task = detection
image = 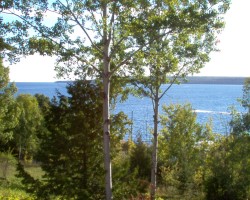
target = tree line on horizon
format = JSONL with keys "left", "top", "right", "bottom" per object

{"left": 1, "top": 0, "right": 249, "bottom": 199}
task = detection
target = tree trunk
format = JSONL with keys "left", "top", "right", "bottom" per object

{"left": 103, "top": 4, "right": 112, "bottom": 200}
{"left": 151, "top": 96, "right": 159, "bottom": 200}
{"left": 103, "top": 69, "right": 112, "bottom": 200}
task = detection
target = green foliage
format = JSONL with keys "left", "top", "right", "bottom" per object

{"left": 241, "top": 77, "right": 250, "bottom": 111}
{"left": 16, "top": 81, "right": 130, "bottom": 199}
{"left": 204, "top": 81, "right": 250, "bottom": 200}
{"left": 0, "top": 57, "right": 19, "bottom": 144}
{"left": 112, "top": 141, "right": 143, "bottom": 199}
{"left": 205, "top": 135, "right": 250, "bottom": 200}
{"left": 0, "top": 151, "right": 16, "bottom": 180}
{"left": 0, "top": 1, "right": 232, "bottom": 199}
{"left": 131, "top": 0, "right": 231, "bottom": 94}
{"left": 230, "top": 77, "right": 250, "bottom": 135}
{"left": 159, "top": 103, "right": 213, "bottom": 198}
{"left": 14, "top": 94, "right": 43, "bottom": 162}
{"left": 128, "top": 2, "right": 231, "bottom": 197}
{"left": 33, "top": 81, "right": 105, "bottom": 199}
{"left": 130, "top": 137, "right": 151, "bottom": 183}
{"left": 34, "top": 93, "right": 51, "bottom": 116}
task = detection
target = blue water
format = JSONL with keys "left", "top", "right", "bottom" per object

{"left": 15, "top": 82, "right": 244, "bottom": 137}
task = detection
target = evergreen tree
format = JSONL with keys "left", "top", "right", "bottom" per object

{"left": 18, "top": 80, "right": 130, "bottom": 199}
{"left": 35, "top": 81, "right": 105, "bottom": 199}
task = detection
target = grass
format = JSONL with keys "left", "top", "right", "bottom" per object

{"left": 0, "top": 161, "right": 43, "bottom": 200}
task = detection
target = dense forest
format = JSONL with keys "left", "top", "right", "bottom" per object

{"left": 0, "top": 0, "right": 249, "bottom": 200}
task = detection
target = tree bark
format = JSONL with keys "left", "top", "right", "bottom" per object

{"left": 151, "top": 95, "right": 159, "bottom": 200}
{"left": 103, "top": 69, "right": 112, "bottom": 200}
{"left": 103, "top": 3, "right": 112, "bottom": 200}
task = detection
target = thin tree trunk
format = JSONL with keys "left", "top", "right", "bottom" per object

{"left": 103, "top": 70, "right": 112, "bottom": 200}
{"left": 151, "top": 95, "right": 159, "bottom": 200}
{"left": 103, "top": 3, "right": 112, "bottom": 200}
{"left": 19, "top": 136, "right": 22, "bottom": 161}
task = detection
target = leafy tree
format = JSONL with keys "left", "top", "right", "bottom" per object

{"left": 35, "top": 81, "right": 105, "bottom": 199}
{"left": 241, "top": 77, "right": 250, "bottom": 111}
{"left": 1, "top": 1, "right": 231, "bottom": 198}
{"left": 205, "top": 79, "right": 250, "bottom": 200}
{"left": 14, "top": 94, "right": 43, "bottom": 161}
{"left": 159, "top": 104, "right": 214, "bottom": 198}
{"left": 34, "top": 93, "right": 51, "bottom": 116}
{"left": 0, "top": 2, "right": 167, "bottom": 197}
{"left": 230, "top": 77, "right": 250, "bottom": 134}
{"left": 0, "top": 150, "right": 16, "bottom": 180}
{"left": 205, "top": 78, "right": 250, "bottom": 200}
{"left": 112, "top": 140, "right": 142, "bottom": 199}
{"left": 205, "top": 135, "right": 250, "bottom": 200}
{"left": 0, "top": 44, "right": 19, "bottom": 145}
{"left": 129, "top": 1, "right": 231, "bottom": 197}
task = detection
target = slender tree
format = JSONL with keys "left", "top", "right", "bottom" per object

{"left": 130, "top": 1, "right": 231, "bottom": 198}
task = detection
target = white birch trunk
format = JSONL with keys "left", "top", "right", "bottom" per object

{"left": 151, "top": 95, "right": 159, "bottom": 200}
{"left": 103, "top": 4, "right": 112, "bottom": 200}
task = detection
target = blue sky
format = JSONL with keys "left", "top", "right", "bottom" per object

{"left": 8, "top": 0, "right": 250, "bottom": 82}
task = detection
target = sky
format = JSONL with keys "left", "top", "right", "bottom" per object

{"left": 8, "top": 0, "right": 250, "bottom": 82}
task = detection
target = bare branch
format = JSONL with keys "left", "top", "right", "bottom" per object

{"left": 87, "top": 8, "right": 103, "bottom": 38}
{"left": 159, "top": 62, "right": 190, "bottom": 100}
{"left": 109, "top": 36, "right": 126, "bottom": 58}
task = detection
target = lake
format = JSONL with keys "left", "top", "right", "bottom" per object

{"left": 15, "top": 81, "right": 244, "bottom": 139}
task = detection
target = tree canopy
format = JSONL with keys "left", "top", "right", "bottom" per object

{"left": 0, "top": 41, "right": 19, "bottom": 144}
{"left": 0, "top": 0, "right": 231, "bottom": 199}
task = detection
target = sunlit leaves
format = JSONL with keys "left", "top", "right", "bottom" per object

{"left": 0, "top": 55, "right": 19, "bottom": 144}
{"left": 28, "top": 37, "right": 57, "bottom": 55}
{"left": 159, "top": 103, "right": 214, "bottom": 197}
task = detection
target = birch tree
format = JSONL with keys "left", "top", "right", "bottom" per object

{"left": 130, "top": 1, "right": 231, "bottom": 198}
{"left": 0, "top": 1, "right": 164, "bottom": 199}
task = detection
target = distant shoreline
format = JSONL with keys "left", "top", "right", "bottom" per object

{"left": 56, "top": 76, "right": 247, "bottom": 85}
{"left": 184, "top": 76, "right": 246, "bottom": 85}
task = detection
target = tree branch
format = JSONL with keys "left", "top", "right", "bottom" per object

{"left": 87, "top": 8, "right": 103, "bottom": 38}
{"left": 3, "top": 9, "right": 101, "bottom": 74}
{"left": 159, "top": 62, "right": 190, "bottom": 100}
{"left": 110, "top": 44, "right": 146, "bottom": 76}
{"left": 57, "top": 0, "right": 102, "bottom": 54}
{"left": 108, "top": 1, "right": 116, "bottom": 44}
